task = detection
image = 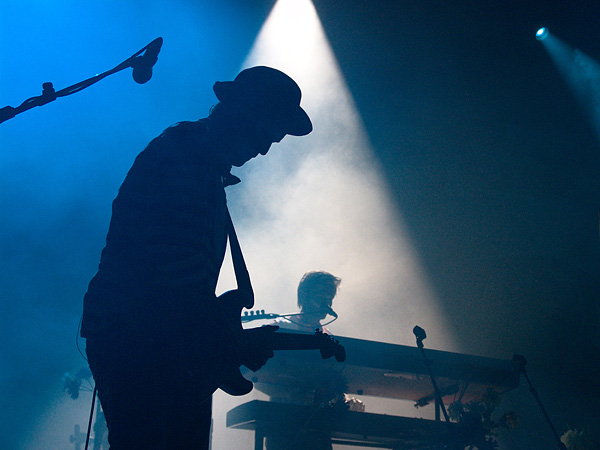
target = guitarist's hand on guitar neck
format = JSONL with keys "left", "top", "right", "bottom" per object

{"left": 239, "top": 325, "right": 280, "bottom": 371}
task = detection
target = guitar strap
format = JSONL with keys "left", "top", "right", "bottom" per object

{"left": 224, "top": 206, "right": 255, "bottom": 309}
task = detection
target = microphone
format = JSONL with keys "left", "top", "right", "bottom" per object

{"left": 132, "top": 37, "right": 163, "bottom": 84}
{"left": 326, "top": 307, "right": 338, "bottom": 318}
{"left": 413, "top": 325, "right": 426, "bottom": 341}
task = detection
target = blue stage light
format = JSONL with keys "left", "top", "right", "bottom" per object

{"left": 536, "top": 27, "right": 549, "bottom": 40}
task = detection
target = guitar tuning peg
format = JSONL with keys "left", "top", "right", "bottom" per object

{"left": 243, "top": 311, "right": 249, "bottom": 316}
{"left": 260, "top": 309, "right": 265, "bottom": 314}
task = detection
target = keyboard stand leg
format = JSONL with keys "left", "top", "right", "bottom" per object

{"left": 254, "top": 429, "right": 265, "bottom": 450}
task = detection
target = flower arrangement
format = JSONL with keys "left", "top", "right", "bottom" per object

{"left": 62, "top": 367, "right": 109, "bottom": 449}
{"left": 447, "top": 389, "right": 518, "bottom": 450}
{"left": 560, "top": 429, "right": 600, "bottom": 450}
{"left": 62, "top": 367, "right": 93, "bottom": 399}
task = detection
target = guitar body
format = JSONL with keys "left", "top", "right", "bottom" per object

{"left": 220, "top": 368, "right": 255, "bottom": 396}
{"left": 213, "top": 289, "right": 255, "bottom": 396}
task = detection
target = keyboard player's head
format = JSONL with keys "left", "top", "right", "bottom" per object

{"left": 296, "top": 271, "right": 341, "bottom": 329}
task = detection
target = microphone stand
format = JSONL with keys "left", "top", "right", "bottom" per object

{"left": 0, "top": 37, "right": 162, "bottom": 125}
{"left": 413, "top": 326, "right": 450, "bottom": 422}
{"left": 512, "top": 355, "right": 567, "bottom": 450}
{"left": 413, "top": 326, "right": 461, "bottom": 450}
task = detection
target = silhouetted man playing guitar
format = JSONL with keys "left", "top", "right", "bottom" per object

{"left": 82, "top": 66, "right": 313, "bottom": 450}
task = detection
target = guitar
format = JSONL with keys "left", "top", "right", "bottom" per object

{"left": 216, "top": 288, "right": 345, "bottom": 397}
{"left": 220, "top": 210, "right": 344, "bottom": 396}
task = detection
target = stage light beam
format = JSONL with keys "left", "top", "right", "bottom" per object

{"left": 538, "top": 30, "right": 600, "bottom": 141}
{"left": 210, "top": 4, "right": 453, "bottom": 442}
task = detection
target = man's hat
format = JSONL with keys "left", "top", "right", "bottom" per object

{"left": 213, "top": 66, "right": 312, "bottom": 136}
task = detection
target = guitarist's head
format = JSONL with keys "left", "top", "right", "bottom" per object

{"left": 209, "top": 66, "right": 312, "bottom": 168}
{"left": 297, "top": 271, "right": 341, "bottom": 323}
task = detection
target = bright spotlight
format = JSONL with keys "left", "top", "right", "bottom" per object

{"left": 536, "top": 27, "right": 549, "bottom": 41}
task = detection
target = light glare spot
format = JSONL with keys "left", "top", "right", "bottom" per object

{"left": 536, "top": 27, "right": 549, "bottom": 40}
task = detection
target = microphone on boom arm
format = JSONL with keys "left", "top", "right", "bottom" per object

{"left": 131, "top": 37, "right": 163, "bottom": 84}
{"left": 413, "top": 325, "right": 426, "bottom": 347}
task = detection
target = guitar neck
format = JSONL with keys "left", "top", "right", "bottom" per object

{"left": 270, "top": 331, "right": 327, "bottom": 351}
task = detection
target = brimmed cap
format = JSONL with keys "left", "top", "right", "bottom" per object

{"left": 213, "top": 66, "right": 312, "bottom": 136}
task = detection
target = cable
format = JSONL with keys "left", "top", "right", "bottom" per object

{"left": 285, "top": 310, "right": 338, "bottom": 329}
{"left": 76, "top": 313, "right": 88, "bottom": 362}
{"left": 84, "top": 385, "right": 98, "bottom": 450}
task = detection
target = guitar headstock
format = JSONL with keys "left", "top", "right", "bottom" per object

{"left": 314, "top": 329, "right": 346, "bottom": 362}
{"left": 241, "top": 309, "right": 278, "bottom": 323}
